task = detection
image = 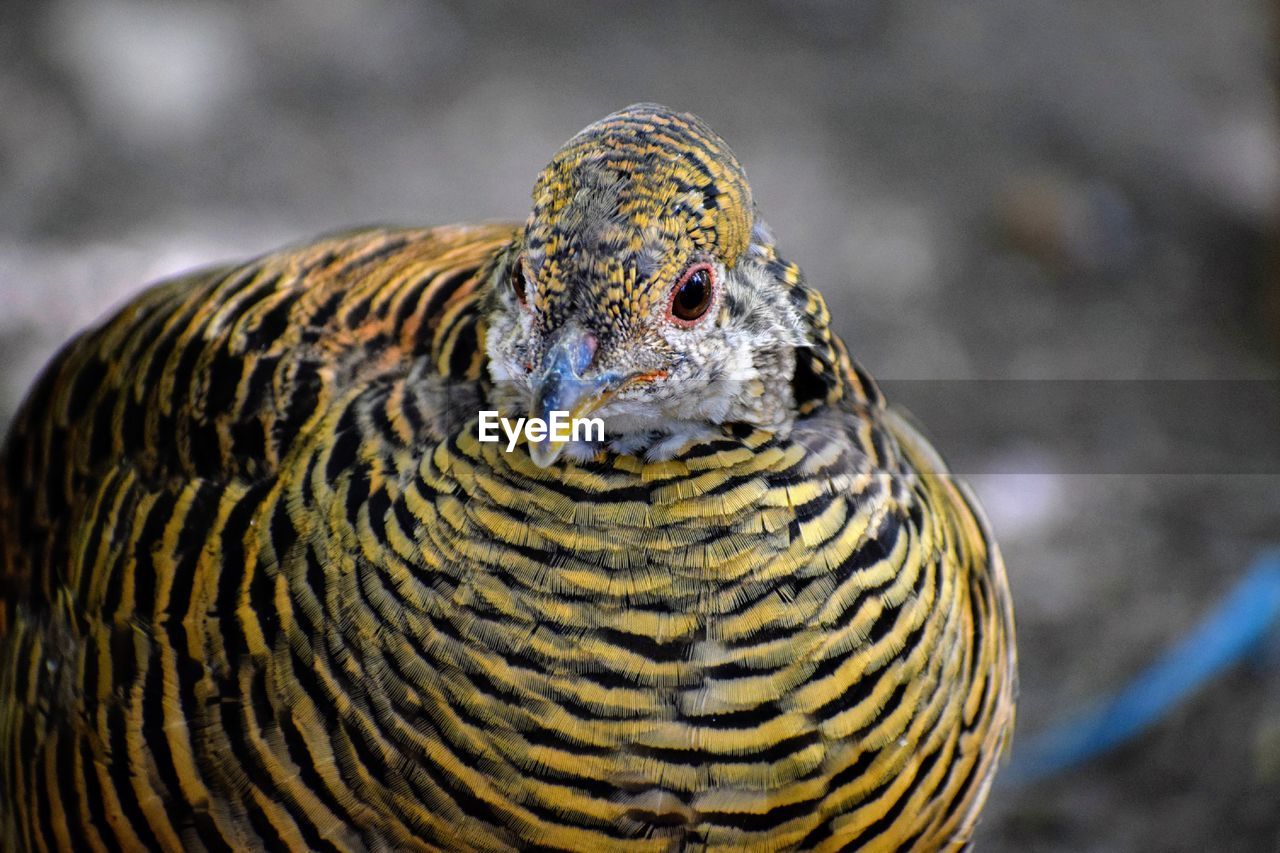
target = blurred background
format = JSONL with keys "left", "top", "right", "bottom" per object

{"left": 2, "top": 0, "right": 1279, "bottom": 848}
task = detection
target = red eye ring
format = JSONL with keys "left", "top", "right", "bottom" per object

{"left": 667, "top": 262, "right": 716, "bottom": 327}
{"left": 510, "top": 256, "right": 530, "bottom": 308}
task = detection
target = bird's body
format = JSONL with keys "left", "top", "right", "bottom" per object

{"left": 0, "top": 107, "right": 1014, "bottom": 851}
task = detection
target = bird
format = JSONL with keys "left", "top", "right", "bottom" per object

{"left": 0, "top": 104, "right": 1015, "bottom": 851}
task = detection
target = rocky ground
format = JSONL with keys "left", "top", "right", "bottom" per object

{"left": 3, "top": 1, "right": 1279, "bottom": 848}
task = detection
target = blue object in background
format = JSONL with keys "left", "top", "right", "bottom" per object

{"left": 1005, "top": 551, "right": 1280, "bottom": 785}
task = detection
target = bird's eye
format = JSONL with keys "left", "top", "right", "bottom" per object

{"left": 668, "top": 263, "right": 715, "bottom": 326}
{"left": 510, "top": 258, "right": 529, "bottom": 307}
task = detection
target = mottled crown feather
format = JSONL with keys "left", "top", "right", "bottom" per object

{"left": 521, "top": 104, "right": 754, "bottom": 324}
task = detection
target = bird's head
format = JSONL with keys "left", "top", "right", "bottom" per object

{"left": 486, "top": 103, "right": 828, "bottom": 466}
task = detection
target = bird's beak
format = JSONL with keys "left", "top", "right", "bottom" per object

{"left": 527, "top": 328, "right": 613, "bottom": 467}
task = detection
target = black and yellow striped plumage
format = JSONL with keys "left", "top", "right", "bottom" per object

{"left": 0, "top": 106, "right": 1015, "bottom": 851}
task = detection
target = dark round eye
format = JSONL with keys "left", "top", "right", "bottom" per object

{"left": 668, "top": 263, "right": 715, "bottom": 325}
{"left": 510, "top": 258, "right": 529, "bottom": 307}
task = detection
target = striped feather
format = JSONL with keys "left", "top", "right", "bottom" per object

{"left": 0, "top": 178, "right": 1013, "bottom": 852}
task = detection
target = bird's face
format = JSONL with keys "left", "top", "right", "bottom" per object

{"left": 486, "top": 105, "right": 810, "bottom": 466}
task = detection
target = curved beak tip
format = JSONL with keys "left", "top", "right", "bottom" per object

{"left": 525, "top": 331, "right": 612, "bottom": 468}
{"left": 528, "top": 438, "right": 566, "bottom": 468}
